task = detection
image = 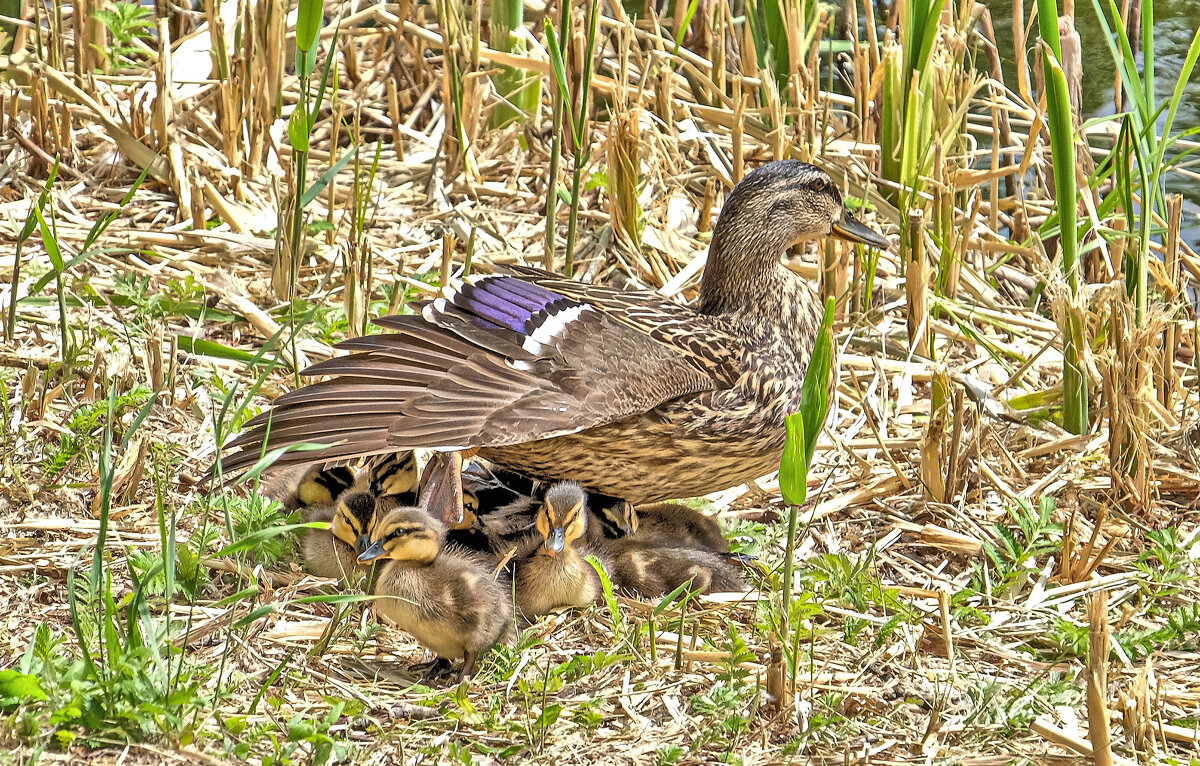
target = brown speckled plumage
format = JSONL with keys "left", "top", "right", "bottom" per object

{"left": 217, "top": 161, "right": 888, "bottom": 504}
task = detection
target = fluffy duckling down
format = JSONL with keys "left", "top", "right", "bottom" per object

{"left": 283, "top": 464, "right": 356, "bottom": 514}
{"left": 512, "top": 482, "right": 604, "bottom": 618}
{"left": 301, "top": 490, "right": 378, "bottom": 587}
{"left": 358, "top": 504, "right": 514, "bottom": 681}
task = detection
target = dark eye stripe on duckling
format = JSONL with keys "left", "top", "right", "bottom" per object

{"left": 337, "top": 506, "right": 364, "bottom": 535}
{"left": 384, "top": 524, "right": 432, "bottom": 543}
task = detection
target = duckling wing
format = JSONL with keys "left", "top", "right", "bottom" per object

{"left": 219, "top": 273, "right": 738, "bottom": 475}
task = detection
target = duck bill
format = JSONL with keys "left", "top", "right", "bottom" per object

{"left": 357, "top": 541, "right": 386, "bottom": 563}
{"left": 831, "top": 211, "right": 890, "bottom": 249}
{"left": 544, "top": 528, "right": 565, "bottom": 556}
{"left": 354, "top": 533, "right": 372, "bottom": 557}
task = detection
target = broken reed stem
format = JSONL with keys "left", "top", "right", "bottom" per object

{"left": 1087, "top": 590, "right": 1113, "bottom": 766}
{"left": 905, "top": 208, "right": 929, "bottom": 357}
{"left": 1159, "top": 195, "right": 1182, "bottom": 411}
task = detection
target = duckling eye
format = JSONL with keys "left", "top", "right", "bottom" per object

{"left": 810, "top": 177, "right": 826, "bottom": 192}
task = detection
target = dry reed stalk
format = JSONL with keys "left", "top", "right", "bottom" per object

{"left": 246, "top": 0, "right": 286, "bottom": 178}
{"left": 70, "top": 0, "right": 85, "bottom": 79}
{"left": 27, "top": 70, "right": 51, "bottom": 173}
{"left": 207, "top": 0, "right": 242, "bottom": 180}
{"left": 154, "top": 18, "right": 191, "bottom": 222}
{"left": 1086, "top": 590, "right": 1113, "bottom": 766}
{"left": 1104, "top": 298, "right": 1162, "bottom": 518}
{"left": 821, "top": 240, "right": 849, "bottom": 317}
{"left": 187, "top": 168, "right": 205, "bottom": 231}
{"left": 1059, "top": 503, "right": 1124, "bottom": 583}
{"left": 387, "top": 77, "right": 404, "bottom": 158}
{"left": 905, "top": 208, "right": 929, "bottom": 357}
{"left": 975, "top": 5, "right": 1018, "bottom": 194}
{"left": 920, "top": 369, "right": 950, "bottom": 502}
{"left": 440, "top": 232, "right": 456, "bottom": 288}
{"left": 731, "top": 91, "right": 747, "bottom": 183}
{"left": 697, "top": 177, "right": 715, "bottom": 234}
{"left": 272, "top": 184, "right": 298, "bottom": 301}
{"left": 1012, "top": 0, "right": 1032, "bottom": 104}
{"left": 606, "top": 105, "right": 641, "bottom": 255}
{"left": 1119, "top": 660, "right": 1156, "bottom": 754}
{"left": 1159, "top": 195, "right": 1183, "bottom": 411}
{"left": 933, "top": 148, "right": 959, "bottom": 302}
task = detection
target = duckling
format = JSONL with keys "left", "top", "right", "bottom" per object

{"left": 606, "top": 543, "right": 745, "bottom": 598}
{"left": 282, "top": 464, "right": 357, "bottom": 514}
{"left": 358, "top": 502, "right": 514, "bottom": 682}
{"left": 585, "top": 496, "right": 638, "bottom": 546}
{"left": 448, "top": 462, "right": 539, "bottom": 559}
{"left": 462, "top": 461, "right": 540, "bottom": 512}
{"left": 301, "top": 490, "right": 378, "bottom": 586}
{"left": 364, "top": 451, "right": 419, "bottom": 505}
{"left": 634, "top": 502, "right": 730, "bottom": 553}
{"left": 512, "top": 482, "right": 604, "bottom": 618}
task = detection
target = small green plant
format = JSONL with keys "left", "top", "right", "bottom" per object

{"left": 92, "top": 1, "right": 155, "bottom": 72}
{"left": 222, "top": 698, "right": 357, "bottom": 764}
{"left": 776, "top": 297, "right": 836, "bottom": 687}
{"left": 1117, "top": 603, "right": 1200, "bottom": 659}
{"left": 40, "top": 386, "right": 153, "bottom": 481}
{"left": 109, "top": 273, "right": 235, "bottom": 332}
{"left": 1, "top": 621, "right": 204, "bottom": 748}
{"left": 979, "top": 497, "right": 1061, "bottom": 591}
{"left": 128, "top": 545, "right": 206, "bottom": 600}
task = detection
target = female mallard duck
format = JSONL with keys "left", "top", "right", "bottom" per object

{"left": 301, "top": 490, "right": 378, "bottom": 585}
{"left": 220, "top": 161, "right": 888, "bottom": 503}
{"left": 358, "top": 502, "right": 514, "bottom": 682}
{"left": 512, "top": 482, "right": 603, "bottom": 618}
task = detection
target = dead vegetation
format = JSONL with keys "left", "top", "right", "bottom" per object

{"left": 0, "top": 0, "right": 1199, "bottom": 763}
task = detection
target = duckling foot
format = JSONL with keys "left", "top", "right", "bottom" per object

{"left": 410, "top": 657, "right": 454, "bottom": 684}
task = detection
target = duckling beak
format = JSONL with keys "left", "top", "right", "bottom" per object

{"left": 831, "top": 211, "right": 890, "bottom": 249}
{"left": 354, "top": 533, "right": 371, "bottom": 557}
{"left": 544, "top": 528, "right": 566, "bottom": 556}
{"left": 357, "top": 541, "right": 386, "bottom": 563}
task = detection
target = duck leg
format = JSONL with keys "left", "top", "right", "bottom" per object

{"left": 419, "top": 449, "right": 479, "bottom": 526}
{"left": 459, "top": 651, "right": 478, "bottom": 683}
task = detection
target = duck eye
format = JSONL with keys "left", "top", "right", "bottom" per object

{"left": 810, "top": 177, "right": 826, "bottom": 192}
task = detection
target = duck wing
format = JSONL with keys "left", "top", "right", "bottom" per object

{"left": 218, "top": 272, "right": 741, "bottom": 475}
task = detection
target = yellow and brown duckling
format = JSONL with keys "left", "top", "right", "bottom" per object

{"left": 512, "top": 482, "right": 604, "bottom": 618}
{"left": 583, "top": 496, "right": 638, "bottom": 547}
{"left": 633, "top": 502, "right": 729, "bottom": 554}
{"left": 283, "top": 464, "right": 357, "bottom": 515}
{"left": 605, "top": 543, "right": 745, "bottom": 598}
{"left": 300, "top": 490, "right": 379, "bottom": 586}
{"left": 447, "top": 461, "right": 540, "bottom": 560}
{"left": 358, "top": 500, "right": 514, "bottom": 682}
{"left": 363, "top": 450, "right": 419, "bottom": 505}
